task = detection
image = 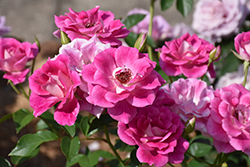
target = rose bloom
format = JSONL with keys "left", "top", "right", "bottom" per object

{"left": 58, "top": 35, "right": 110, "bottom": 118}
{"left": 29, "top": 54, "right": 81, "bottom": 126}
{"left": 234, "top": 31, "right": 250, "bottom": 61}
{"left": 127, "top": 8, "right": 172, "bottom": 41}
{"left": 118, "top": 106, "right": 189, "bottom": 167}
{"left": 81, "top": 46, "right": 164, "bottom": 123}
{"left": 0, "top": 16, "right": 11, "bottom": 37}
{"left": 158, "top": 33, "right": 217, "bottom": 78}
{"left": 172, "top": 23, "right": 194, "bottom": 39}
{"left": 192, "top": 0, "right": 248, "bottom": 43}
{"left": 162, "top": 78, "right": 214, "bottom": 136}
{"left": 54, "top": 7, "right": 130, "bottom": 47}
{"left": 0, "top": 38, "right": 38, "bottom": 85}
{"left": 207, "top": 84, "right": 250, "bottom": 155}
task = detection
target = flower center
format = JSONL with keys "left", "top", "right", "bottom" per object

{"left": 85, "top": 22, "right": 95, "bottom": 28}
{"left": 115, "top": 68, "right": 132, "bottom": 84}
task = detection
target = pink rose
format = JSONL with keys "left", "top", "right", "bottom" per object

{"left": 207, "top": 84, "right": 250, "bottom": 155}
{"left": 0, "top": 38, "right": 38, "bottom": 84}
{"left": 0, "top": 16, "right": 11, "bottom": 37}
{"left": 234, "top": 31, "right": 250, "bottom": 61}
{"left": 118, "top": 106, "right": 189, "bottom": 167}
{"left": 82, "top": 46, "right": 165, "bottom": 123}
{"left": 127, "top": 8, "right": 172, "bottom": 41}
{"left": 58, "top": 35, "right": 110, "bottom": 118}
{"left": 163, "top": 78, "right": 214, "bottom": 136}
{"left": 192, "top": 0, "right": 248, "bottom": 43}
{"left": 158, "top": 33, "right": 217, "bottom": 78}
{"left": 54, "top": 7, "right": 130, "bottom": 47}
{"left": 172, "top": 23, "right": 194, "bottom": 39}
{"left": 29, "top": 54, "right": 81, "bottom": 126}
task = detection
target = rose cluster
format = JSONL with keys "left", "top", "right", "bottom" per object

{"left": 3, "top": 5, "right": 250, "bottom": 167}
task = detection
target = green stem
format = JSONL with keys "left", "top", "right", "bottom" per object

{"left": 19, "top": 84, "right": 29, "bottom": 100}
{"left": 138, "top": 163, "right": 142, "bottom": 167}
{"left": 104, "top": 125, "right": 126, "bottom": 167}
{"left": 167, "top": 162, "right": 175, "bottom": 167}
{"left": 29, "top": 56, "right": 37, "bottom": 96}
{"left": 243, "top": 61, "right": 249, "bottom": 87}
{"left": 147, "top": 0, "right": 155, "bottom": 61}
{"left": 168, "top": 75, "right": 173, "bottom": 83}
{"left": 8, "top": 80, "right": 21, "bottom": 95}
{"left": 79, "top": 137, "right": 106, "bottom": 142}
{"left": 186, "top": 152, "right": 213, "bottom": 166}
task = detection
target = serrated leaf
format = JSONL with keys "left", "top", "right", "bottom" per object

{"left": 9, "top": 131, "right": 58, "bottom": 156}
{"left": 80, "top": 116, "right": 95, "bottom": 137}
{"left": 176, "top": 0, "right": 193, "bottom": 17}
{"left": 13, "top": 109, "right": 34, "bottom": 133}
{"left": 11, "top": 147, "right": 39, "bottom": 165}
{"left": 63, "top": 124, "right": 76, "bottom": 137}
{"left": 61, "top": 136, "right": 80, "bottom": 160}
{"left": 66, "top": 154, "right": 85, "bottom": 167}
{"left": 0, "top": 113, "right": 12, "bottom": 124}
{"left": 123, "top": 14, "right": 146, "bottom": 29}
{"left": 0, "top": 156, "right": 11, "bottom": 167}
{"left": 160, "top": 0, "right": 174, "bottom": 11}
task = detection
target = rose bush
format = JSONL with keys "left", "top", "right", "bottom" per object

{"left": 118, "top": 106, "right": 189, "bottom": 167}
{"left": 234, "top": 31, "right": 250, "bottom": 61}
{"left": 54, "top": 6, "right": 130, "bottom": 47}
{"left": 0, "top": 38, "right": 38, "bottom": 85}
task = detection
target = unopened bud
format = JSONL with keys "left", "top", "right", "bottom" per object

{"left": 60, "top": 30, "right": 71, "bottom": 45}
{"left": 134, "top": 33, "right": 147, "bottom": 52}
{"left": 209, "top": 46, "right": 221, "bottom": 66}
{"left": 184, "top": 117, "right": 196, "bottom": 134}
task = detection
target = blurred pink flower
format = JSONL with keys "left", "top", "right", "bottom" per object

{"left": 207, "top": 84, "right": 250, "bottom": 155}
{"left": 234, "top": 31, "right": 250, "bottom": 61}
{"left": 58, "top": 35, "right": 110, "bottom": 118}
{"left": 54, "top": 7, "right": 130, "bottom": 47}
{"left": 158, "top": 33, "right": 217, "bottom": 78}
{"left": 172, "top": 23, "right": 194, "bottom": 39}
{"left": 163, "top": 78, "right": 214, "bottom": 136}
{"left": 29, "top": 54, "right": 81, "bottom": 126}
{"left": 0, "top": 16, "right": 11, "bottom": 37}
{"left": 0, "top": 38, "right": 38, "bottom": 84}
{"left": 82, "top": 46, "right": 164, "bottom": 123}
{"left": 192, "top": 0, "right": 248, "bottom": 43}
{"left": 127, "top": 8, "right": 172, "bottom": 41}
{"left": 118, "top": 106, "right": 189, "bottom": 167}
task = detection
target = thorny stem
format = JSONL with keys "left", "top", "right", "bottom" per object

{"left": 147, "top": 0, "right": 155, "bottom": 61}
{"left": 104, "top": 125, "right": 126, "bottom": 167}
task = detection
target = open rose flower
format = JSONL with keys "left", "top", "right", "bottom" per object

{"left": 0, "top": 16, "right": 11, "bottom": 37}
{"left": 29, "top": 54, "right": 81, "bottom": 126}
{"left": 127, "top": 8, "right": 172, "bottom": 41}
{"left": 118, "top": 106, "right": 189, "bottom": 167}
{"left": 54, "top": 7, "right": 130, "bottom": 47}
{"left": 158, "top": 33, "right": 217, "bottom": 78}
{"left": 207, "top": 84, "right": 250, "bottom": 155}
{"left": 163, "top": 78, "right": 214, "bottom": 135}
{"left": 0, "top": 38, "right": 38, "bottom": 84}
{"left": 234, "top": 31, "right": 250, "bottom": 61}
{"left": 57, "top": 35, "right": 110, "bottom": 118}
{"left": 192, "top": 0, "right": 248, "bottom": 43}
{"left": 82, "top": 46, "right": 165, "bottom": 123}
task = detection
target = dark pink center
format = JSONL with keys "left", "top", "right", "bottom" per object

{"left": 115, "top": 68, "right": 132, "bottom": 84}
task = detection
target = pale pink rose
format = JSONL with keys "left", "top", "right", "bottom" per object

{"left": 29, "top": 54, "right": 81, "bottom": 126}
{"left": 172, "top": 23, "right": 194, "bottom": 39}
{"left": 57, "top": 35, "right": 110, "bottom": 118}
{"left": 163, "top": 78, "right": 214, "bottom": 136}
{"left": 158, "top": 33, "right": 217, "bottom": 78}
{"left": 0, "top": 38, "right": 38, "bottom": 84}
{"left": 81, "top": 46, "right": 165, "bottom": 123}
{"left": 207, "top": 84, "right": 250, "bottom": 155}
{"left": 234, "top": 31, "right": 250, "bottom": 61}
{"left": 0, "top": 16, "right": 11, "bottom": 37}
{"left": 127, "top": 8, "right": 172, "bottom": 41}
{"left": 118, "top": 106, "right": 189, "bottom": 167}
{"left": 192, "top": 0, "right": 248, "bottom": 43}
{"left": 54, "top": 7, "right": 130, "bottom": 47}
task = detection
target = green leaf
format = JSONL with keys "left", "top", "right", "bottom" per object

{"left": 115, "top": 139, "right": 135, "bottom": 152}
{"left": 160, "top": 0, "right": 174, "bottom": 11}
{"left": 66, "top": 154, "right": 85, "bottom": 167}
{"left": 9, "top": 131, "right": 58, "bottom": 156}
{"left": 13, "top": 109, "right": 34, "bottom": 133}
{"left": 0, "top": 156, "right": 11, "bottom": 167}
{"left": 80, "top": 116, "right": 95, "bottom": 137}
{"left": 63, "top": 124, "right": 76, "bottom": 137}
{"left": 124, "top": 32, "right": 138, "bottom": 47}
{"left": 88, "top": 152, "right": 100, "bottom": 166}
{"left": 36, "top": 119, "right": 49, "bottom": 130}
{"left": 130, "top": 149, "right": 139, "bottom": 165}
{"left": 11, "top": 147, "right": 40, "bottom": 165}
{"left": 176, "top": 0, "right": 193, "bottom": 17}
{"left": 188, "top": 142, "right": 213, "bottom": 158}
{"left": 123, "top": 14, "right": 146, "bottom": 29}
{"left": 79, "top": 155, "right": 92, "bottom": 167}
{"left": 61, "top": 136, "right": 80, "bottom": 160}
{"left": 0, "top": 113, "right": 12, "bottom": 124}
{"left": 93, "top": 150, "right": 115, "bottom": 159}
{"left": 39, "top": 111, "right": 62, "bottom": 131}
{"left": 88, "top": 114, "right": 114, "bottom": 134}
{"left": 146, "top": 35, "right": 156, "bottom": 48}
